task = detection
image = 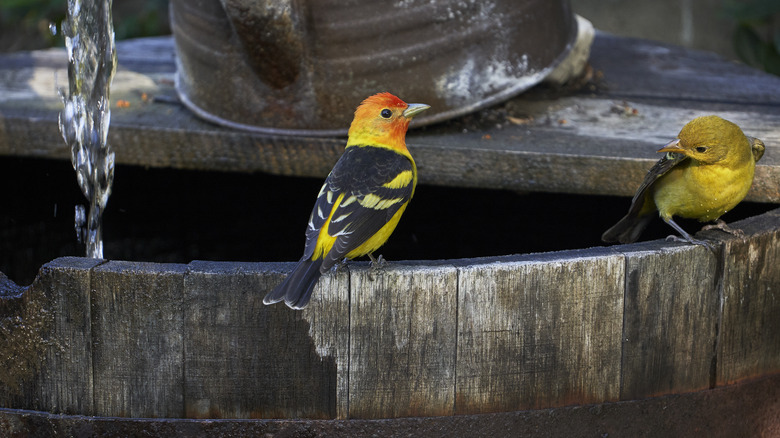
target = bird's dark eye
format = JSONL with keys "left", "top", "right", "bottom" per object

{"left": 380, "top": 109, "right": 392, "bottom": 118}
{"left": 696, "top": 146, "right": 708, "bottom": 153}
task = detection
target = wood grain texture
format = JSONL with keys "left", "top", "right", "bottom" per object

{"left": 348, "top": 263, "right": 458, "bottom": 418}
{"left": 36, "top": 257, "right": 105, "bottom": 415}
{"left": 90, "top": 260, "right": 188, "bottom": 418}
{"left": 714, "top": 210, "right": 780, "bottom": 385}
{"left": 0, "top": 257, "right": 103, "bottom": 414}
{"left": 617, "top": 242, "right": 720, "bottom": 399}
{"left": 455, "top": 249, "right": 624, "bottom": 413}
{"left": 300, "top": 265, "right": 351, "bottom": 419}
{"left": 588, "top": 33, "right": 780, "bottom": 104}
{"left": 183, "top": 260, "right": 346, "bottom": 419}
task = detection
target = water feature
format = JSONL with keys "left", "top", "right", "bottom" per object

{"left": 59, "top": 0, "right": 116, "bottom": 259}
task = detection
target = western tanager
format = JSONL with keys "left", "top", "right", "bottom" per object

{"left": 602, "top": 115, "right": 765, "bottom": 245}
{"left": 264, "top": 92, "right": 429, "bottom": 309}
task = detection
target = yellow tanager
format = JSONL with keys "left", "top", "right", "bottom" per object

{"left": 602, "top": 115, "right": 765, "bottom": 245}
{"left": 264, "top": 92, "right": 429, "bottom": 309}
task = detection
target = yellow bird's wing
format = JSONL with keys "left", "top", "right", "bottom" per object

{"left": 748, "top": 137, "right": 765, "bottom": 162}
{"left": 627, "top": 152, "right": 688, "bottom": 218}
{"left": 304, "top": 145, "right": 415, "bottom": 272}
{"left": 602, "top": 151, "right": 688, "bottom": 243}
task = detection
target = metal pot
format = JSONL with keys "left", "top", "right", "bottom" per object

{"left": 170, "top": 0, "right": 577, "bottom": 135}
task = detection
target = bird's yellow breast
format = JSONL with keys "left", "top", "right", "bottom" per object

{"left": 653, "top": 159, "right": 756, "bottom": 222}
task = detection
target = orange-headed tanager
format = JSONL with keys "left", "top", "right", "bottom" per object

{"left": 602, "top": 115, "right": 765, "bottom": 245}
{"left": 264, "top": 92, "right": 430, "bottom": 309}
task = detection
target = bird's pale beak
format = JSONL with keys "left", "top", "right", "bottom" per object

{"left": 657, "top": 138, "right": 685, "bottom": 154}
{"left": 403, "top": 103, "right": 430, "bottom": 119}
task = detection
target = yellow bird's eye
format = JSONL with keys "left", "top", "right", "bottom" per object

{"left": 696, "top": 146, "right": 708, "bottom": 153}
{"left": 380, "top": 109, "right": 392, "bottom": 118}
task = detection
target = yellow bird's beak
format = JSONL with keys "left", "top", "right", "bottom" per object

{"left": 403, "top": 103, "right": 430, "bottom": 119}
{"left": 657, "top": 138, "right": 685, "bottom": 154}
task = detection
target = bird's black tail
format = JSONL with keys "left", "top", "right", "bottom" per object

{"left": 602, "top": 213, "right": 655, "bottom": 244}
{"left": 264, "top": 258, "right": 323, "bottom": 310}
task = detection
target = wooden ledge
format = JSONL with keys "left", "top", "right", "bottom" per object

{"left": 1, "top": 207, "right": 778, "bottom": 419}
{"left": 0, "top": 33, "right": 778, "bottom": 201}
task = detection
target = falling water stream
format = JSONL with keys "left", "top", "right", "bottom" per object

{"left": 59, "top": 0, "right": 116, "bottom": 258}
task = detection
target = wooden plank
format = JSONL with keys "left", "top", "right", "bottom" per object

{"left": 35, "top": 257, "right": 104, "bottom": 415}
{"left": 90, "top": 260, "right": 188, "bottom": 418}
{"left": 588, "top": 32, "right": 780, "bottom": 104}
{"left": 617, "top": 242, "right": 719, "bottom": 399}
{"left": 0, "top": 275, "right": 38, "bottom": 410}
{"left": 715, "top": 208, "right": 780, "bottom": 385}
{"left": 347, "top": 262, "right": 458, "bottom": 418}
{"left": 454, "top": 249, "right": 624, "bottom": 413}
{"left": 0, "top": 34, "right": 778, "bottom": 202}
{"left": 182, "top": 260, "right": 348, "bottom": 420}
{"left": 299, "top": 264, "right": 351, "bottom": 419}
{"left": 0, "top": 257, "right": 103, "bottom": 415}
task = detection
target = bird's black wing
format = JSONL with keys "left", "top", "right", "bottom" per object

{"left": 303, "top": 146, "right": 414, "bottom": 271}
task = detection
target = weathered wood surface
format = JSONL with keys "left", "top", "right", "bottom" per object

{"left": 455, "top": 251, "right": 624, "bottom": 413}
{"left": 2, "top": 373, "right": 780, "bottom": 437}
{"left": 0, "top": 33, "right": 778, "bottom": 201}
{"left": 90, "top": 261, "right": 189, "bottom": 418}
{"left": 617, "top": 242, "right": 720, "bottom": 399}
{"left": 713, "top": 208, "right": 780, "bottom": 385}
{"left": 348, "top": 264, "right": 459, "bottom": 418}
{"left": 2, "top": 208, "right": 779, "bottom": 420}
{"left": 183, "top": 261, "right": 348, "bottom": 419}
{"left": 0, "top": 257, "right": 102, "bottom": 415}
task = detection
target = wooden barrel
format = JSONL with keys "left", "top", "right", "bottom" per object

{"left": 1, "top": 23, "right": 779, "bottom": 435}
{"left": 1, "top": 208, "right": 779, "bottom": 425}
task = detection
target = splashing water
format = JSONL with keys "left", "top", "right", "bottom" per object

{"left": 59, "top": 0, "right": 116, "bottom": 259}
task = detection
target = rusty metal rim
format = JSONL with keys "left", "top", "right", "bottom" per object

{"left": 174, "top": 15, "right": 579, "bottom": 137}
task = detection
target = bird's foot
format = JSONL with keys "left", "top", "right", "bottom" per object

{"left": 664, "top": 217, "right": 716, "bottom": 251}
{"left": 368, "top": 253, "right": 386, "bottom": 268}
{"left": 333, "top": 259, "right": 349, "bottom": 273}
{"left": 367, "top": 253, "right": 387, "bottom": 280}
{"left": 665, "top": 234, "right": 716, "bottom": 251}
{"left": 701, "top": 219, "right": 744, "bottom": 237}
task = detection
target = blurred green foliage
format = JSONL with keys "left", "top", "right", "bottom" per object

{"left": 725, "top": 0, "right": 780, "bottom": 75}
{"left": 0, "top": 0, "right": 169, "bottom": 52}
{"left": 113, "top": 0, "right": 170, "bottom": 41}
{"left": 0, "top": 0, "right": 65, "bottom": 50}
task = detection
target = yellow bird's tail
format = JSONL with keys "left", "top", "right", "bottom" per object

{"left": 602, "top": 212, "right": 655, "bottom": 244}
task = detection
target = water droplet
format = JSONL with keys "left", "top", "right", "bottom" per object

{"left": 74, "top": 205, "right": 86, "bottom": 243}
{"left": 49, "top": 22, "right": 58, "bottom": 36}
